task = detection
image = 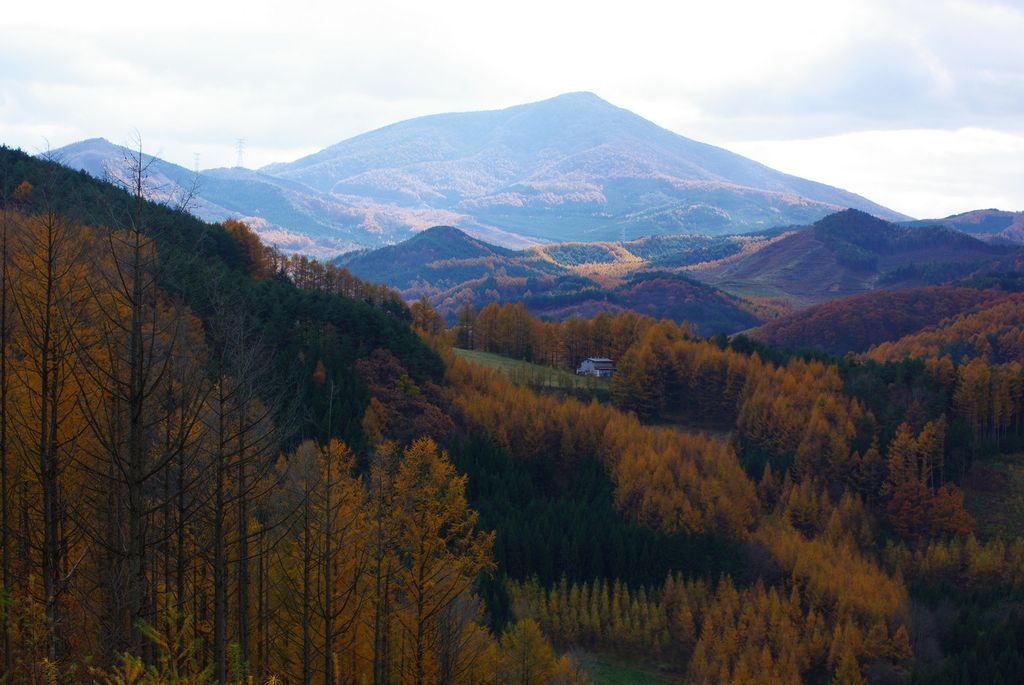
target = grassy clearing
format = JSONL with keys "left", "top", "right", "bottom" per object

{"left": 964, "top": 454, "right": 1024, "bottom": 539}
{"left": 452, "top": 348, "right": 610, "bottom": 396}
{"left": 583, "top": 653, "right": 682, "bottom": 685}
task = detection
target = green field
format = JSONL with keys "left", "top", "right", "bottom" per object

{"left": 452, "top": 348, "right": 610, "bottom": 396}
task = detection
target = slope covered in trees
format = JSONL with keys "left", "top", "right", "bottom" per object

{"left": 865, "top": 293, "right": 1024, "bottom": 365}
{"left": 0, "top": 147, "right": 585, "bottom": 684}
{"left": 4, "top": 144, "right": 1024, "bottom": 684}
{"left": 748, "top": 286, "right": 1007, "bottom": 355}
{"left": 338, "top": 226, "right": 765, "bottom": 335}
{"left": 696, "top": 209, "right": 1019, "bottom": 307}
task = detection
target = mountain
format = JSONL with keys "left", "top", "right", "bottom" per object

{"left": 336, "top": 225, "right": 564, "bottom": 293}
{"left": 46, "top": 138, "right": 396, "bottom": 255}
{"left": 337, "top": 225, "right": 760, "bottom": 335}
{"left": 267, "top": 92, "right": 905, "bottom": 243}
{"left": 905, "top": 209, "right": 1024, "bottom": 243}
{"left": 50, "top": 93, "right": 906, "bottom": 256}
{"left": 693, "top": 209, "right": 1020, "bottom": 308}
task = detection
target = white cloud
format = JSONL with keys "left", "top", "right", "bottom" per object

{"left": 731, "top": 128, "right": 1024, "bottom": 218}
{"left": 1, "top": 0, "right": 1022, "bottom": 211}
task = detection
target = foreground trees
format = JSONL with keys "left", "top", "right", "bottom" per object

{"left": 0, "top": 180, "right": 577, "bottom": 683}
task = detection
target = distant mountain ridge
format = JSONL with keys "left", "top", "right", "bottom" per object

{"left": 694, "top": 209, "right": 1020, "bottom": 307}
{"left": 337, "top": 225, "right": 761, "bottom": 335}
{"left": 333, "top": 210, "right": 1024, "bottom": 337}
{"left": 905, "top": 209, "right": 1024, "bottom": 244}
{"left": 48, "top": 93, "right": 907, "bottom": 256}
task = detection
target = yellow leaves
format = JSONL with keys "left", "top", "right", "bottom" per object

{"left": 893, "top": 534, "right": 1024, "bottom": 589}
{"left": 866, "top": 293, "right": 1024, "bottom": 365}
{"left": 392, "top": 438, "right": 491, "bottom": 569}
{"left": 272, "top": 437, "right": 499, "bottom": 685}
{"left": 755, "top": 521, "right": 907, "bottom": 626}
{"left": 609, "top": 428, "right": 757, "bottom": 537}
{"left": 494, "top": 619, "right": 558, "bottom": 685}
{"left": 12, "top": 179, "right": 33, "bottom": 204}
{"left": 448, "top": 354, "right": 757, "bottom": 538}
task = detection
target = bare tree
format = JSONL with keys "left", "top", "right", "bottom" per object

{"left": 73, "top": 137, "right": 211, "bottom": 662}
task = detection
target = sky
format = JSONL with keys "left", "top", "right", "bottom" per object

{"left": 2, "top": 0, "right": 1022, "bottom": 219}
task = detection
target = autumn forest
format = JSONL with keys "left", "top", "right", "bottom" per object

{"left": 1, "top": 144, "right": 1023, "bottom": 685}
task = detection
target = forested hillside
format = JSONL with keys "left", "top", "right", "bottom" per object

{"left": 0, "top": 147, "right": 584, "bottom": 684}
{"left": 338, "top": 227, "right": 765, "bottom": 335}
{"left": 865, "top": 293, "right": 1024, "bottom": 365}
{"left": 748, "top": 286, "right": 1009, "bottom": 354}
{"left": 696, "top": 210, "right": 1019, "bottom": 307}
{"left": 442, "top": 302, "right": 1024, "bottom": 683}
{"left": 2, "top": 145, "right": 1024, "bottom": 685}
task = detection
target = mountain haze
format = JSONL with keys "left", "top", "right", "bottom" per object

{"left": 267, "top": 92, "right": 906, "bottom": 243}
{"left": 47, "top": 137, "right": 394, "bottom": 255}
{"left": 49, "top": 94, "right": 909, "bottom": 256}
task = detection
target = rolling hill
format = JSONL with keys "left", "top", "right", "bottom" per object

{"left": 745, "top": 286, "right": 1010, "bottom": 355}
{"left": 49, "top": 93, "right": 906, "bottom": 256}
{"left": 335, "top": 225, "right": 563, "bottom": 294}
{"left": 863, "top": 293, "right": 1024, "bottom": 365}
{"left": 337, "top": 226, "right": 761, "bottom": 335}
{"left": 694, "top": 209, "right": 1020, "bottom": 307}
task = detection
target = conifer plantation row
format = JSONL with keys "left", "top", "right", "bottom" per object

{"left": 2, "top": 145, "right": 1024, "bottom": 685}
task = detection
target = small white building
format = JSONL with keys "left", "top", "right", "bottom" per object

{"left": 576, "top": 357, "right": 616, "bottom": 377}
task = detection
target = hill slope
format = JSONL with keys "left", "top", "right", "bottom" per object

{"left": 864, "top": 293, "right": 1024, "bottom": 364}
{"left": 338, "top": 226, "right": 760, "bottom": 334}
{"left": 695, "top": 209, "right": 1018, "bottom": 307}
{"left": 746, "top": 286, "right": 1008, "bottom": 355}
{"left": 335, "top": 225, "right": 564, "bottom": 294}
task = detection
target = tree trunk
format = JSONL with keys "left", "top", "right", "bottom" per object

{"left": 213, "top": 381, "right": 228, "bottom": 684}
{"left": 302, "top": 485, "right": 312, "bottom": 685}
{"left": 0, "top": 205, "right": 10, "bottom": 683}
{"left": 323, "top": 452, "right": 334, "bottom": 685}
{"left": 235, "top": 420, "right": 250, "bottom": 680}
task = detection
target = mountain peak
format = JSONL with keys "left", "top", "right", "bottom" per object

{"left": 813, "top": 208, "right": 892, "bottom": 230}
{"left": 540, "top": 91, "right": 612, "bottom": 107}
{"left": 410, "top": 225, "right": 472, "bottom": 243}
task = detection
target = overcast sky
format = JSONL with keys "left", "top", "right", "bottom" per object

{"left": 2, "top": 0, "right": 1022, "bottom": 218}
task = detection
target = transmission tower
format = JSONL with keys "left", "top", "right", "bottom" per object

{"left": 235, "top": 138, "right": 246, "bottom": 168}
